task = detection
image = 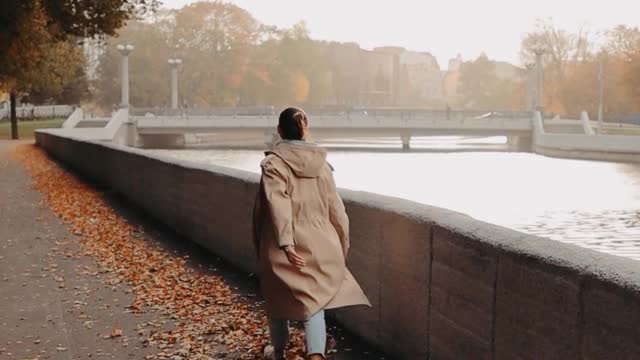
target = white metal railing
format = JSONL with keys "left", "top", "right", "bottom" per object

{"left": 0, "top": 105, "right": 75, "bottom": 120}
{"left": 133, "top": 114, "right": 532, "bottom": 134}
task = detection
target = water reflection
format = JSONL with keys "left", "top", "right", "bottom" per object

{"left": 150, "top": 141, "right": 640, "bottom": 261}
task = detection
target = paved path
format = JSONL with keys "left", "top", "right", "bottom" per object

{"left": 0, "top": 140, "right": 384, "bottom": 360}
{"left": 1, "top": 140, "right": 162, "bottom": 359}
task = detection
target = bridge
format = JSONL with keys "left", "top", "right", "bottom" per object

{"left": 128, "top": 108, "right": 534, "bottom": 150}
{"left": 54, "top": 106, "right": 640, "bottom": 162}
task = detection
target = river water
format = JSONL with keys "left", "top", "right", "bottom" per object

{"left": 149, "top": 137, "right": 640, "bottom": 261}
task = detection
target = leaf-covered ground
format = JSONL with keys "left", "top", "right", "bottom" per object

{"left": 13, "top": 144, "right": 313, "bottom": 360}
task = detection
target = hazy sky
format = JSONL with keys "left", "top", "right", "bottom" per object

{"left": 162, "top": 0, "right": 638, "bottom": 69}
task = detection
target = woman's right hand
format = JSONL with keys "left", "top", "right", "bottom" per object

{"left": 283, "top": 246, "right": 306, "bottom": 269}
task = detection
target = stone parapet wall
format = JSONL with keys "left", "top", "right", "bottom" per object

{"left": 35, "top": 130, "right": 640, "bottom": 359}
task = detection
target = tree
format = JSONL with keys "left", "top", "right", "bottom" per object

{"left": 605, "top": 26, "right": 640, "bottom": 113}
{"left": 93, "top": 6, "right": 335, "bottom": 109}
{"left": 560, "top": 59, "right": 600, "bottom": 117}
{"left": 0, "top": 0, "right": 157, "bottom": 138}
{"left": 559, "top": 54, "right": 637, "bottom": 118}
{"left": 626, "top": 48, "right": 640, "bottom": 108}
{"left": 458, "top": 54, "right": 498, "bottom": 108}
{"left": 96, "top": 2, "right": 262, "bottom": 108}
{"left": 173, "top": 2, "right": 260, "bottom": 106}
{"left": 520, "top": 21, "right": 640, "bottom": 117}
{"left": 458, "top": 55, "right": 507, "bottom": 109}
{"left": 261, "top": 22, "right": 332, "bottom": 106}
{"left": 59, "top": 60, "right": 91, "bottom": 104}
{"left": 520, "top": 18, "right": 593, "bottom": 114}
{"left": 457, "top": 54, "right": 525, "bottom": 110}
{"left": 94, "top": 20, "right": 173, "bottom": 108}
{"left": 23, "top": 40, "right": 89, "bottom": 104}
{"left": 605, "top": 25, "right": 640, "bottom": 58}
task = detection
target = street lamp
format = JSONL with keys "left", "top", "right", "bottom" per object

{"left": 116, "top": 44, "right": 135, "bottom": 108}
{"left": 598, "top": 52, "right": 607, "bottom": 128}
{"left": 532, "top": 48, "right": 545, "bottom": 113}
{"left": 525, "top": 63, "right": 535, "bottom": 111}
{"left": 168, "top": 58, "right": 183, "bottom": 110}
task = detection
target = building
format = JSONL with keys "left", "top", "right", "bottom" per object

{"left": 442, "top": 54, "right": 463, "bottom": 106}
{"left": 361, "top": 47, "right": 399, "bottom": 105}
{"left": 327, "top": 42, "right": 363, "bottom": 105}
{"left": 398, "top": 50, "right": 444, "bottom": 104}
{"left": 327, "top": 43, "right": 446, "bottom": 107}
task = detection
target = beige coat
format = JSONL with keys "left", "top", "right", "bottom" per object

{"left": 252, "top": 141, "right": 370, "bottom": 321}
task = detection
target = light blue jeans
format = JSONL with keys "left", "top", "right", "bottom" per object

{"left": 269, "top": 310, "right": 326, "bottom": 358}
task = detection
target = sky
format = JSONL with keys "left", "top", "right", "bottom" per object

{"left": 161, "top": 0, "right": 639, "bottom": 69}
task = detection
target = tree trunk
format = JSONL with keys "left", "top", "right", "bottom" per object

{"left": 10, "top": 92, "right": 18, "bottom": 140}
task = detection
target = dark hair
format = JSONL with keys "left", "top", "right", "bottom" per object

{"left": 278, "top": 107, "right": 308, "bottom": 140}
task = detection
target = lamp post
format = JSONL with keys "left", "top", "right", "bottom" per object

{"left": 598, "top": 52, "right": 606, "bottom": 128}
{"left": 168, "top": 58, "right": 182, "bottom": 110}
{"left": 525, "top": 63, "right": 535, "bottom": 111}
{"left": 116, "top": 44, "right": 134, "bottom": 108}
{"left": 533, "top": 48, "right": 545, "bottom": 113}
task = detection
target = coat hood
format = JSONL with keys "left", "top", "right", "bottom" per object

{"left": 266, "top": 141, "right": 328, "bottom": 178}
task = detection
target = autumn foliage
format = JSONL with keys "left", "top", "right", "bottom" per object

{"left": 519, "top": 20, "right": 640, "bottom": 117}
{"left": 93, "top": 3, "right": 321, "bottom": 109}
{"left": 14, "top": 145, "right": 312, "bottom": 359}
{"left": 0, "top": 0, "right": 157, "bottom": 94}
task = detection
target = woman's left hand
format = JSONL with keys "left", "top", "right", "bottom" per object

{"left": 283, "top": 246, "right": 306, "bottom": 269}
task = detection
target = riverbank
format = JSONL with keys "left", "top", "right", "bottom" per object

{"left": 1, "top": 141, "right": 384, "bottom": 359}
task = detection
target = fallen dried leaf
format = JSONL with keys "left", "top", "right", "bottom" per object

{"left": 14, "top": 145, "right": 317, "bottom": 359}
{"left": 110, "top": 328, "right": 123, "bottom": 338}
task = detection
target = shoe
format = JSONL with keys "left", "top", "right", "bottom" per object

{"left": 263, "top": 345, "right": 286, "bottom": 360}
{"left": 263, "top": 345, "right": 275, "bottom": 359}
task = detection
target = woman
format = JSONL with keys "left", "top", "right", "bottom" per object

{"left": 253, "top": 107, "right": 370, "bottom": 359}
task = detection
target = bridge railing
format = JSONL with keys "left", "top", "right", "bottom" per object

{"left": 130, "top": 106, "right": 533, "bottom": 121}
{"left": 131, "top": 106, "right": 277, "bottom": 117}
{"left": 133, "top": 115, "right": 534, "bottom": 135}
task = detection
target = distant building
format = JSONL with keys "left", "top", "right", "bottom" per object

{"left": 448, "top": 54, "right": 463, "bottom": 72}
{"left": 398, "top": 50, "right": 444, "bottom": 104}
{"left": 494, "top": 61, "right": 521, "bottom": 80}
{"left": 443, "top": 54, "right": 463, "bottom": 105}
{"left": 327, "top": 42, "right": 363, "bottom": 105}
{"left": 362, "top": 47, "right": 399, "bottom": 105}
{"left": 326, "top": 45, "right": 534, "bottom": 107}
{"left": 327, "top": 44, "right": 446, "bottom": 107}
